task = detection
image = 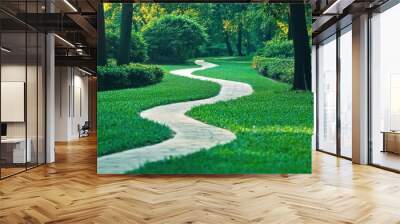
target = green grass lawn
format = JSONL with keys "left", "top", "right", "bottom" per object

{"left": 98, "top": 64, "right": 220, "bottom": 156}
{"left": 129, "top": 57, "right": 313, "bottom": 174}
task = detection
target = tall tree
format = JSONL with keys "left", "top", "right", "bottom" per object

{"left": 224, "top": 31, "right": 234, "bottom": 56}
{"left": 236, "top": 20, "right": 243, "bottom": 56}
{"left": 287, "top": 10, "right": 293, "bottom": 40}
{"left": 234, "top": 4, "right": 247, "bottom": 56}
{"left": 117, "top": 3, "right": 133, "bottom": 65}
{"left": 216, "top": 4, "right": 234, "bottom": 56}
{"left": 290, "top": 4, "right": 311, "bottom": 90}
{"left": 97, "top": 3, "right": 107, "bottom": 66}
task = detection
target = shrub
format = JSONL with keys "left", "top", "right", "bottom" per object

{"left": 257, "top": 38, "right": 294, "bottom": 58}
{"left": 143, "top": 15, "right": 207, "bottom": 63}
{"left": 129, "top": 33, "right": 149, "bottom": 62}
{"left": 98, "top": 64, "right": 164, "bottom": 91}
{"left": 252, "top": 56, "right": 294, "bottom": 84}
{"left": 106, "top": 31, "right": 148, "bottom": 63}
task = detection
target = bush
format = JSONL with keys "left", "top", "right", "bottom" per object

{"left": 98, "top": 64, "right": 164, "bottom": 91}
{"left": 143, "top": 15, "right": 207, "bottom": 63}
{"left": 252, "top": 56, "right": 294, "bottom": 84}
{"left": 257, "top": 38, "right": 294, "bottom": 58}
{"left": 106, "top": 31, "right": 148, "bottom": 63}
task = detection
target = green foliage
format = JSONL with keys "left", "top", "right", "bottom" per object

{"left": 197, "top": 43, "right": 228, "bottom": 57}
{"left": 103, "top": 3, "right": 312, "bottom": 60}
{"left": 105, "top": 31, "right": 119, "bottom": 60}
{"left": 143, "top": 15, "right": 208, "bottom": 63}
{"left": 258, "top": 38, "right": 294, "bottom": 58}
{"left": 97, "top": 63, "right": 164, "bottom": 91}
{"left": 97, "top": 64, "right": 220, "bottom": 156}
{"left": 252, "top": 56, "right": 294, "bottom": 83}
{"left": 129, "top": 57, "right": 312, "bottom": 174}
{"left": 106, "top": 31, "right": 148, "bottom": 63}
{"left": 104, "top": 3, "right": 121, "bottom": 34}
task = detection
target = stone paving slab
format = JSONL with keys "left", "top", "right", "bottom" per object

{"left": 98, "top": 60, "right": 254, "bottom": 174}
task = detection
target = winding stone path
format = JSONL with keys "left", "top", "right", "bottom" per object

{"left": 98, "top": 60, "right": 254, "bottom": 174}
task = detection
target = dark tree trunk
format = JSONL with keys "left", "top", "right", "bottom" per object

{"left": 236, "top": 21, "right": 243, "bottom": 56}
{"left": 97, "top": 3, "right": 107, "bottom": 66}
{"left": 287, "top": 10, "right": 293, "bottom": 40}
{"left": 290, "top": 4, "right": 311, "bottom": 91}
{"left": 117, "top": 3, "right": 133, "bottom": 65}
{"left": 245, "top": 31, "right": 252, "bottom": 55}
{"left": 224, "top": 31, "right": 233, "bottom": 56}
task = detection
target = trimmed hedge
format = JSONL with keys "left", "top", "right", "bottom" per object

{"left": 252, "top": 56, "right": 294, "bottom": 84}
{"left": 98, "top": 64, "right": 164, "bottom": 91}
{"left": 257, "top": 38, "right": 294, "bottom": 58}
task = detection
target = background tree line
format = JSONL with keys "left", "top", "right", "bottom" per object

{"left": 98, "top": 3, "right": 312, "bottom": 90}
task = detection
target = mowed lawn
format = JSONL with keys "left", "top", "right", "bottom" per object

{"left": 98, "top": 64, "right": 220, "bottom": 156}
{"left": 129, "top": 57, "right": 313, "bottom": 174}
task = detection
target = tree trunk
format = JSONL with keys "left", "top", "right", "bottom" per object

{"left": 236, "top": 20, "right": 243, "bottom": 56}
{"left": 287, "top": 10, "right": 293, "bottom": 40}
{"left": 97, "top": 3, "right": 107, "bottom": 66}
{"left": 117, "top": 3, "right": 133, "bottom": 65}
{"left": 290, "top": 4, "right": 311, "bottom": 91}
{"left": 245, "top": 31, "right": 251, "bottom": 55}
{"left": 224, "top": 31, "right": 233, "bottom": 56}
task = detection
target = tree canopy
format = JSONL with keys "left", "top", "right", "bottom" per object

{"left": 101, "top": 3, "right": 312, "bottom": 89}
{"left": 143, "top": 15, "right": 207, "bottom": 63}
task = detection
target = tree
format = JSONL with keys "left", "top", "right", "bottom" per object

{"left": 224, "top": 31, "right": 234, "bottom": 56}
{"left": 290, "top": 4, "right": 311, "bottom": 90}
{"left": 97, "top": 3, "right": 107, "bottom": 66}
{"left": 106, "top": 30, "right": 148, "bottom": 63}
{"left": 213, "top": 4, "right": 233, "bottom": 56}
{"left": 234, "top": 4, "right": 247, "bottom": 56}
{"left": 288, "top": 11, "right": 293, "bottom": 40}
{"left": 117, "top": 3, "right": 134, "bottom": 65}
{"left": 143, "top": 15, "right": 207, "bottom": 63}
{"left": 236, "top": 20, "right": 243, "bottom": 56}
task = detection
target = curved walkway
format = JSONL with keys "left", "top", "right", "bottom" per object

{"left": 98, "top": 60, "right": 254, "bottom": 174}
